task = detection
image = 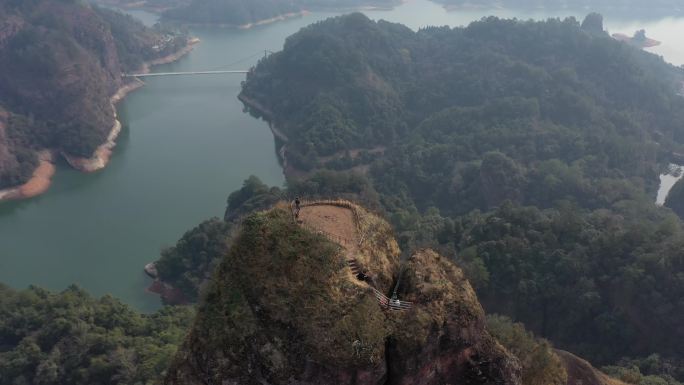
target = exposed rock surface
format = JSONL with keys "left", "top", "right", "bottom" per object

{"left": 555, "top": 350, "right": 627, "bottom": 385}
{"left": 389, "top": 249, "right": 521, "bottom": 384}
{"left": 164, "top": 202, "right": 522, "bottom": 385}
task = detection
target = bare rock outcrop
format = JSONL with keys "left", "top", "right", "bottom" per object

{"left": 164, "top": 203, "right": 521, "bottom": 385}
{"left": 556, "top": 350, "right": 627, "bottom": 385}
{"left": 388, "top": 249, "right": 521, "bottom": 384}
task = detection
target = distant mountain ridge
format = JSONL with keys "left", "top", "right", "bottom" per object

{"left": 433, "top": 0, "right": 684, "bottom": 13}
{"left": 162, "top": 0, "right": 304, "bottom": 26}
{"left": 95, "top": 0, "right": 401, "bottom": 27}
{"left": 166, "top": 0, "right": 404, "bottom": 27}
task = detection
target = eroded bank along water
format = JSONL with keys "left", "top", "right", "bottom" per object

{"left": 1, "top": 0, "right": 683, "bottom": 311}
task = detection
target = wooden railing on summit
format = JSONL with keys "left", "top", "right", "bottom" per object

{"left": 298, "top": 199, "right": 364, "bottom": 246}
{"left": 292, "top": 199, "right": 413, "bottom": 311}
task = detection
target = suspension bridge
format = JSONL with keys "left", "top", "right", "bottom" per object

{"left": 123, "top": 70, "right": 248, "bottom": 78}
{"left": 122, "top": 49, "right": 272, "bottom": 79}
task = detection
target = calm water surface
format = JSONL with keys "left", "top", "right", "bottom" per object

{"left": 1, "top": 0, "right": 683, "bottom": 311}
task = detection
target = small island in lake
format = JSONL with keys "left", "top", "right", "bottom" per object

{"left": 612, "top": 29, "right": 661, "bottom": 48}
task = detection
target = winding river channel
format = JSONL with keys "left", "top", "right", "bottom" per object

{"left": 1, "top": 0, "right": 683, "bottom": 311}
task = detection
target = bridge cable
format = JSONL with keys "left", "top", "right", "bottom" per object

{"left": 204, "top": 50, "right": 270, "bottom": 72}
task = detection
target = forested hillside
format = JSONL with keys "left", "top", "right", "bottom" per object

{"left": 243, "top": 13, "right": 684, "bottom": 214}
{"left": 151, "top": 176, "right": 283, "bottom": 303}
{"left": 0, "top": 284, "right": 193, "bottom": 385}
{"left": 240, "top": 13, "right": 684, "bottom": 377}
{"left": 0, "top": 0, "right": 187, "bottom": 189}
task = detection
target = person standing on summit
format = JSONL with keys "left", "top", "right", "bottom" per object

{"left": 294, "top": 197, "right": 301, "bottom": 220}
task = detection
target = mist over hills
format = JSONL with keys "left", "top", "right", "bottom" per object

{"left": 97, "top": 0, "right": 401, "bottom": 26}
{"left": 434, "top": 0, "right": 684, "bottom": 14}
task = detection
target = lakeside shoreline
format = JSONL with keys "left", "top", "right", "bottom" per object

{"left": 238, "top": 94, "right": 293, "bottom": 177}
{"left": 65, "top": 38, "right": 200, "bottom": 173}
{"left": 63, "top": 80, "right": 142, "bottom": 172}
{"left": 238, "top": 93, "right": 385, "bottom": 180}
{"left": 238, "top": 11, "right": 307, "bottom": 29}
{"left": 0, "top": 150, "right": 56, "bottom": 202}
{"left": 0, "top": 38, "right": 200, "bottom": 203}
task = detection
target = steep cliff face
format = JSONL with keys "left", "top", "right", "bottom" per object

{"left": 388, "top": 249, "right": 521, "bottom": 384}
{"left": 164, "top": 202, "right": 522, "bottom": 385}
{"left": 555, "top": 350, "right": 627, "bottom": 385}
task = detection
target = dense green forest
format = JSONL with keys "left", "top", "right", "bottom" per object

{"left": 485, "top": 314, "right": 567, "bottom": 385}
{"left": 243, "top": 13, "right": 684, "bottom": 215}
{"left": 0, "top": 114, "right": 42, "bottom": 189}
{"left": 152, "top": 176, "right": 283, "bottom": 302}
{"left": 0, "top": 0, "right": 187, "bottom": 189}
{"left": 0, "top": 284, "right": 193, "bottom": 385}
{"left": 239, "top": 12, "right": 684, "bottom": 377}
{"left": 155, "top": 218, "right": 232, "bottom": 302}
{"left": 96, "top": 7, "right": 189, "bottom": 71}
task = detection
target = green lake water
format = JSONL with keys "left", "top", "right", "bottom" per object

{"left": 1, "top": 0, "right": 682, "bottom": 311}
